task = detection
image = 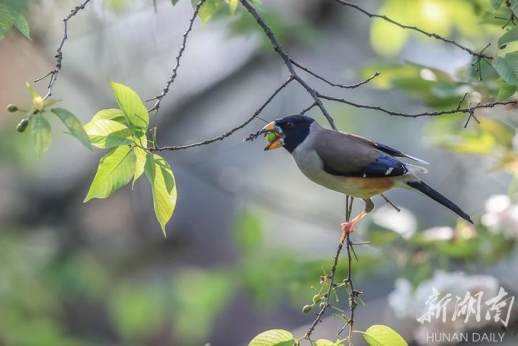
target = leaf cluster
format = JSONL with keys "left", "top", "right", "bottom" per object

{"left": 83, "top": 83, "right": 177, "bottom": 235}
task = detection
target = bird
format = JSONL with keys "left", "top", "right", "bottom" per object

{"left": 260, "top": 115, "right": 473, "bottom": 241}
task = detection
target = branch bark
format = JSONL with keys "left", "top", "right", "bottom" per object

{"left": 334, "top": 0, "right": 493, "bottom": 60}
{"left": 318, "top": 93, "right": 517, "bottom": 118}
{"left": 304, "top": 196, "right": 361, "bottom": 343}
{"left": 151, "top": 77, "right": 294, "bottom": 151}
{"left": 34, "top": 0, "right": 93, "bottom": 99}
{"left": 148, "top": 0, "right": 207, "bottom": 114}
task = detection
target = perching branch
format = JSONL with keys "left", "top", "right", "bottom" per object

{"left": 34, "top": 0, "right": 93, "bottom": 99}
{"left": 148, "top": 0, "right": 207, "bottom": 114}
{"left": 333, "top": 0, "right": 493, "bottom": 60}
{"left": 304, "top": 196, "right": 363, "bottom": 343}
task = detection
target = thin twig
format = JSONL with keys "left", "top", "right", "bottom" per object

{"left": 290, "top": 58, "right": 380, "bottom": 89}
{"left": 240, "top": 0, "right": 338, "bottom": 130}
{"left": 334, "top": 0, "right": 493, "bottom": 60}
{"left": 318, "top": 93, "right": 517, "bottom": 118}
{"left": 149, "top": 0, "right": 207, "bottom": 113}
{"left": 381, "top": 193, "right": 401, "bottom": 212}
{"left": 303, "top": 238, "right": 344, "bottom": 340}
{"left": 34, "top": 0, "right": 93, "bottom": 99}
{"left": 304, "top": 197, "right": 359, "bottom": 341}
{"left": 151, "top": 77, "right": 294, "bottom": 151}
{"left": 342, "top": 196, "right": 361, "bottom": 343}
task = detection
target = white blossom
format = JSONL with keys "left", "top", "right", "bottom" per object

{"left": 481, "top": 194, "right": 518, "bottom": 239}
{"left": 421, "top": 226, "right": 454, "bottom": 241}
{"left": 372, "top": 206, "right": 416, "bottom": 239}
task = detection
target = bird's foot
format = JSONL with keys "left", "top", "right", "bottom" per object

{"left": 339, "top": 221, "right": 355, "bottom": 243}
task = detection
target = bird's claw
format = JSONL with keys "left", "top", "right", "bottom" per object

{"left": 340, "top": 221, "right": 355, "bottom": 243}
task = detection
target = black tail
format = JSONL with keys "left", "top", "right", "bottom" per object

{"left": 407, "top": 180, "right": 473, "bottom": 224}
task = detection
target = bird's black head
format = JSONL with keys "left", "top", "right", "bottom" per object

{"left": 262, "top": 115, "right": 315, "bottom": 153}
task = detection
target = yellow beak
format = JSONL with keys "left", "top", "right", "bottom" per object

{"left": 262, "top": 121, "right": 283, "bottom": 151}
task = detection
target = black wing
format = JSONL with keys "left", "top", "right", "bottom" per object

{"left": 313, "top": 130, "right": 408, "bottom": 178}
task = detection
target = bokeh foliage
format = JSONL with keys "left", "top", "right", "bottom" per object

{"left": 1, "top": 0, "right": 517, "bottom": 345}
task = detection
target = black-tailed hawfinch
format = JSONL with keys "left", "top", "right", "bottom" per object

{"left": 261, "top": 115, "right": 473, "bottom": 240}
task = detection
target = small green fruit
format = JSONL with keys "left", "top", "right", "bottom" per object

{"left": 16, "top": 118, "right": 29, "bottom": 132}
{"left": 302, "top": 304, "right": 313, "bottom": 313}
{"left": 265, "top": 132, "right": 277, "bottom": 143}
{"left": 6, "top": 104, "right": 18, "bottom": 113}
{"left": 312, "top": 294, "right": 322, "bottom": 304}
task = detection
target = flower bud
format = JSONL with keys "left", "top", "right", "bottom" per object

{"left": 16, "top": 118, "right": 29, "bottom": 132}
{"left": 7, "top": 104, "right": 19, "bottom": 113}
{"left": 33, "top": 96, "right": 45, "bottom": 111}
{"left": 312, "top": 294, "right": 322, "bottom": 304}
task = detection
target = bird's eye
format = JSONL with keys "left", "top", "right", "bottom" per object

{"left": 286, "top": 122, "right": 294, "bottom": 128}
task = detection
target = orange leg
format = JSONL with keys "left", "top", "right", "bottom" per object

{"left": 340, "top": 198, "right": 374, "bottom": 242}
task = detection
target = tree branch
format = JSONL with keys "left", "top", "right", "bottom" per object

{"left": 318, "top": 93, "right": 517, "bottom": 118}
{"left": 148, "top": 0, "right": 207, "bottom": 114}
{"left": 304, "top": 196, "right": 362, "bottom": 343}
{"left": 290, "top": 58, "right": 380, "bottom": 90}
{"left": 240, "top": 0, "right": 338, "bottom": 130}
{"left": 151, "top": 77, "right": 294, "bottom": 151}
{"left": 334, "top": 0, "right": 493, "bottom": 60}
{"left": 34, "top": 0, "right": 93, "bottom": 99}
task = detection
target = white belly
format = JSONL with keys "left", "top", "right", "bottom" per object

{"left": 292, "top": 142, "right": 394, "bottom": 198}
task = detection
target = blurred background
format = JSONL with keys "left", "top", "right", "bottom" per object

{"left": 1, "top": 0, "right": 517, "bottom": 345}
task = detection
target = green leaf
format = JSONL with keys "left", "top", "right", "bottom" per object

{"left": 493, "top": 53, "right": 518, "bottom": 86}
{"left": 480, "top": 118, "right": 515, "bottom": 148}
{"left": 498, "top": 27, "right": 518, "bottom": 48}
{"left": 171, "top": 0, "right": 180, "bottom": 5}
{"left": 196, "top": 0, "right": 222, "bottom": 22}
{"left": 84, "top": 109, "right": 133, "bottom": 149}
{"left": 492, "top": 0, "right": 504, "bottom": 9}
{"left": 133, "top": 146, "right": 146, "bottom": 187}
{"left": 248, "top": 329, "right": 295, "bottom": 346}
{"left": 145, "top": 154, "right": 177, "bottom": 235}
{"left": 111, "top": 82, "right": 149, "bottom": 129}
{"left": 497, "top": 83, "right": 517, "bottom": 100}
{"left": 0, "top": 2, "right": 30, "bottom": 40}
{"left": 30, "top": 115, "right": 52, "bottom": 157}
{"left": 363, "top": 325, "right": 407, "bottom": 346}
{"left": 51, "top": 108, "right": 92, "bottom": 150}
{"left": 89, "top": 108, "right": 127, "bottom": 124}
{"left": 84, "top": 145, "right": 136, "bottom": 202}
{"left": 227, "top": 0, "right": 239, "bottom": 13}
{"left": 511, "top": 0, "right": 518, "bottom": 17}
{"left": 0, "top": 4, "right": 14, "bottom": 38}
{"left": 13, "top": 13, "right": 29, "bottom": 38}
